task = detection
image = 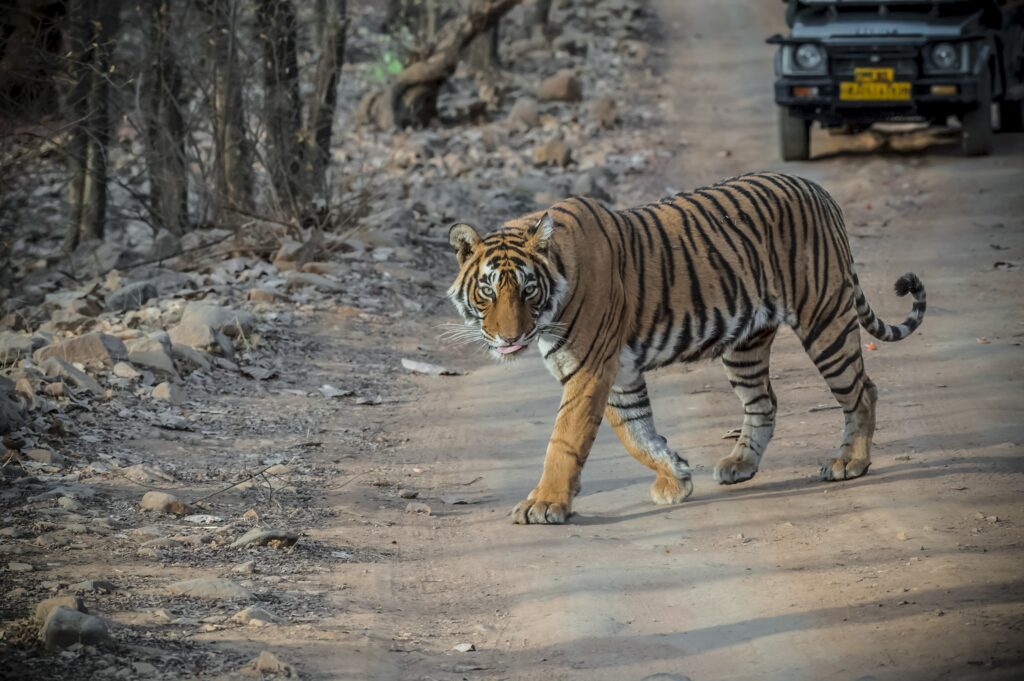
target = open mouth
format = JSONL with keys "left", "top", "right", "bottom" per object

{"left": 494, "top": 343, "right": 527, "bottom": 356}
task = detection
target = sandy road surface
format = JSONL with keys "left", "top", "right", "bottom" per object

{"left": 373, "top": 2, "right": 1024, "bottom": 680}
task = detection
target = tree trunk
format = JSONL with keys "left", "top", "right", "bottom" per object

{"left": 63, "top": 0, "right": 119, "bottom": 252}
{"left": 256, "top": 0, "right": 303, "bottom": 217}
{"left": 305, "top": 0, "right": 348, "bottom": 211}
{"left": 202, "top": 0, "right": 252, "bottom": 224}
{"left": 358, "top": 0, "right": 522, "bottom": 130}
{"left": 142, "top": 0, "right": 188, "bottom": 235}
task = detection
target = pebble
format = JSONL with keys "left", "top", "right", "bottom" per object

{"left": 405, "top": 502, "right": 432, "bottom": 515}
{"left": 139, "top": 490, "right": 191, "bottom": 516}
{"left": 230, "top": 528, "right": 300, "bottom": 549}
{"left": 39, "top": 605, "right": 111, "bottom": 649}
{"left": 167, "top": 577, "right": 253, "bottom": 601}
{"left": 453, "top": 642, "right": 476, "bottom": 652}
{"left": 397, "top": 489, "right": 418, "bottom": 499}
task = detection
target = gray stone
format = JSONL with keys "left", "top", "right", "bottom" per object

{"left": 230, "top": 528, "right": 299, "bottom": 549}
{"left": 507, "top": 97, "right": 540, "bottom": 131}
{"left": 140, "top": 491, "right": 191, "bottom": 516}
{"left": 150, "top": 229, "right": 181, "bottom": 260}
{"left": 40, "top": 357, "right": 104, "bottom": 397}
{"left": 113, "top": 361, "right": 142, "bottom": 379}
{"left": 33, "top": 333, "right": 127, "bottom": 368}
{"left": 0, "top": 331, "right": 33, "bottom": 363}
{"left": 105, "top": 282, "right": 157, "bottom": 313}
{"left": 0, "top": 376, "right": 27, "bottom": 434}
{"left": 170, "top": 344, "right": 212, "bottom": 372}
{"left": 39, "top": 605, "right": 111, "bottom": 649}
{"left": 151, "top": 381, "right": 185, "bottom": 404}
{"left": 167, "top": 577, "right": 253, "bottom": 600}
{"left": 572, "top": 169, "right": 615, "bottom": 203}
{"left": 537, "top": 69, "right": 583, "bottom": 102}
{"left": 34, "top": 595, "right": 86, "bottom": 624}
{"left": 178, "top": 302, "right": 254, "bottom": 338}
{"left": 8, "top": 561, "right": 33, "bottom": 572}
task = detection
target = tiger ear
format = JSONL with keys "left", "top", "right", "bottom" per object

{"left": 448, "top": 223, "right": 481, "bottom": 265}
{"left": 525, "top": 212, "right": 555, "bottom": 252}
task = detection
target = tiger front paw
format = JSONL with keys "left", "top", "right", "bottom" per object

{"left": 512, "top": 496, "right": 572, "bottom": 525}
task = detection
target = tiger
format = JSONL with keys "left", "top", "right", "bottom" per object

{"left": 446, "top": 171, "right": 926, "bottom": 525}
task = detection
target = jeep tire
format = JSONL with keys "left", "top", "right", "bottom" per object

{"left": 998, "top": 98, "right": 1024, "bottom": 132}
{"left": 779, "top": 107, "right": 810, "bottom": 161}
{"left": 962, "top": 70, "right": 993, "bottom": 156}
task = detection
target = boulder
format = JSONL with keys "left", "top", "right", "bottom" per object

{"left": 39, "top": 605, "right": 111, "bottom": 649}
{"left": 34, "top": 595, "right": 86, "bottom": 624}
{"left": 168, "top": 577, "right": 253, "bottom": 600}
{"left": 507, "top": 97, "right": 540, "bottom": 131}
{"left": 105, "top": 282, "right": 158, "bottom": 313}
{"left": 537, "top": 69, "right": 583, "bottom": 102}
{"left": 140, "top": 491, "right": 191, "bottom": 516}
{"left": 40, "top": 358, "right": 104, "bottom": 397}
{"left": 126, "top": 335, "right": 179, "bottom": 379}
{"left": 150, "top": 229, "right": 181, "bottom": 260}
{"left": 33, "top": 333, "right": 127, "bottom": 368}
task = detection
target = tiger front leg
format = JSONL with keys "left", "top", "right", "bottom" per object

{"left": 512, "top": 364, "right": 615, "bottom": 525}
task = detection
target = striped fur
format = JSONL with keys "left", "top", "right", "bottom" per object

{"left": 447, "top": 171, "right": 926, "bottom": 524}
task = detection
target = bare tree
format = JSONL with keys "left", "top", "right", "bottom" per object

{"left": 358, "top": 0, "right": 521, "bottom": 130}
{"left": 63, "top": 0, "right": 121, "bottom": 252}
{"left": 142, "top": 0, "right": 187, "bottom": 235}
{"left": 201, "top": 0, "right": 253, "bottom": 224}
{"left": 306, "top": 0, "right": 349, "bottom": 208}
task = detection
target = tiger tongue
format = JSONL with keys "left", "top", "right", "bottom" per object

{"left": 495, "top": 344, "right": 525, "bottom": 355}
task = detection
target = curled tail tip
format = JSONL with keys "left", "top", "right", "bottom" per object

{"left": 894, "top": 272, "right": 923, "bottom": 298}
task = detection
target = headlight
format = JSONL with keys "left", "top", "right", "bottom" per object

{"left": 795, "top": 44, "right": 825, "bottom": 70}
{"left": 924, "top": 42, "right": 969, "bottom": 74}
{"left": 930, "top": 43, "right": 959, "bottom": 70}
{"left": 781, "top": 43, "right": 827, "bottom": 76}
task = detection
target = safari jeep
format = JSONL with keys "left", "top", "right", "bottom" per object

{"left": 769, "top": 0, "right": 1024, "bottom": 159}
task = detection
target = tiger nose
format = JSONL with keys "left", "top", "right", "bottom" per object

{"left": 497, "top": 335, "right": 520, "bottom": 344}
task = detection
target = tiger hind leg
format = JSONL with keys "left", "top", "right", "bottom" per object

{"left": 714, "top": 328, "right": 779, "bottom": 484}
{"left": 605, "top": 375, "right": 694, "bottom": 505}
{"left": 799, "top": 303, "right": 877, "bottom": 481}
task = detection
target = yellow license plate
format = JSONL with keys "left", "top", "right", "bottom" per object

{"left": 840, "top": 66, "right": 911, "bottom": 101}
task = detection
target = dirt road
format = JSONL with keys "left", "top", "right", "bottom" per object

{"left": 377, "top": 2, "right": 1024, "bottom": 680}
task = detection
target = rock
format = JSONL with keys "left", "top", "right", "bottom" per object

{"left": 56, "top": 496, "right": 80, "bottom": 510}
{"left": 150, "top": 228, "right": 180, "bottom": 260}
{"left": 533, "top": 139, "right": 572, "bottom": 167}
{"left": 247, "top": 288, "right": 290, "bottom": 303}
{"left": 405, "top": 502, "right": 432, "bottom": 515}
{"left": 168, "top": 577, "right": 253, "bottom": 600}
{"left": 120, "top": 463, "right": 175, "bottom": 483}
{"left": 0, "top": 331, "right": 33, "bottom": 362}
{"left": 69, "top": 239, "right": 127, "bottom": 279}
{"left": 105, "top": 282, "right": 158, "bottom": 313}
{"left": 39, "top": 605, "right": 111, "bottom": 649}
{"left": 170, "top": 344, "right": 212, "bottom": 372}
{"left": 113, "top": 361, "right": 142, "bottom": 379}
{"left": 151, "top": 382, "right": 185, "bottom": 405}
{"left": 70, "top": 579, "right": 116, "bottom": 593}
{"left": 140, "top": 490, "right": 191, "bottom": 516}
{"left": 233, "top": 560, "right": 256, "bottom": 575}
{"left": 25, "top": 448, "right": 62, "bottom": 465}
{"left": 507, "top": 97, "right": 540, "bottom": 130}
{"left": 40, "top": 357, "right": 104, "bottom": 397}
{"left": 302, "top": 261, "right": 349, "bottom": 277}
{"left": 178, "top": 302, "right": 254, "bottom": 338}
{"left": 43, "top": 381, "right": 66, "bottom": 397}
{"left": 127, "top": 335, "right": 179, "bottom": 379}
{"left": 318, "top": 384, "right": 353, "bottom": 399}
{"left": 589, "top": 95, "right": 619, "bottom": 128}
{"left": 400, "top": 358, "right": 461, "bottom": 376}
{"left": 241, "top": 651, "right": 295, "bottom": 677}
{"left": 8, "top": 561, "right": 33, "bottom": 572}
{"left": 168, "top": 320, "right": 234, "bottom": 359}
{"left": 572, "top": 169, "right": 615, "bottom": 203}
{"left": 284, "top": 271, "right": 344, "bottom": 293}
{"left": 34, "top": 595, "right": 86, "bottom": 624}
{"left": 397, "top": 489, "right": 418, "bottom": 499}
{"left": 33, "top": 332, "right": 127, "bottom": 368}
{"left": 537, "top": 69, "right": 583, "bottom": 102}
{"left": 453, "top": 642, "right": 475, "bottom": 652}
{"left": 232, "top": 606, "right": 281, "bottom": 626}
{"left": 0, "top": 376, "right": 26, "bottom": 434}
{"left": 230, "top": 528, "right": 299, "bottom": 549}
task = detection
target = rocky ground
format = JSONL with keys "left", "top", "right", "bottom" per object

{"left": 0, "top": 1, "right": 677, "bottom": 679}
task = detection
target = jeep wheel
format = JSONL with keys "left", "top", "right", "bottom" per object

{"left": 962, "top": 73, "right": 993, "bottom": 156}
{"left": 779, "top": 107, "right": 810, "bottom": 161}
{"left": 998, "top": 99, "right": 1024, "bottom": 133}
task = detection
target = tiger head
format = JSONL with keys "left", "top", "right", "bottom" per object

{"left": 446, "top": 213, "right": 565, "bottom": 361}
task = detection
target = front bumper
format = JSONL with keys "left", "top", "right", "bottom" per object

{"left": 774, "top": 76, "right": 984, "bottom": 125}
